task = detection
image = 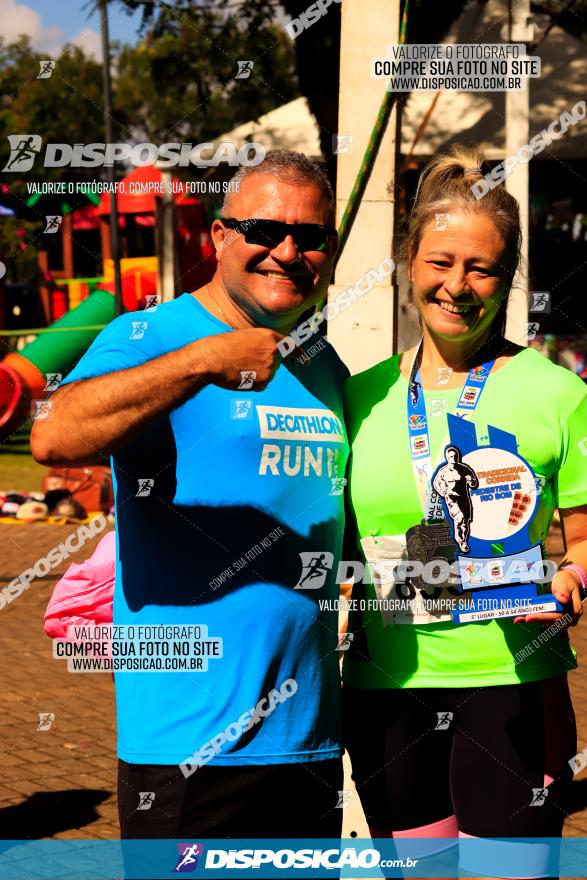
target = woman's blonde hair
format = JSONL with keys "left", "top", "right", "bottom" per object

{"left": 406, "top": 144, "right": 522, "bottom": 287}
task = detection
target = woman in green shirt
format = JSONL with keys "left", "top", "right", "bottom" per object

{"left": 343, "top": 145, "right": 587, "bottom": 878}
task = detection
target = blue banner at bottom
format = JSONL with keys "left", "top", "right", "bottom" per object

{"left": 0, "top": 838, "right": 587, "bottom": 879}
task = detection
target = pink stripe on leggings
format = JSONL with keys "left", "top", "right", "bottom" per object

{"left": 368, "top": 816, "right": 459, "bottom": 862}
{"left": 392, "top": 814, "right": 458, "bottom": 839}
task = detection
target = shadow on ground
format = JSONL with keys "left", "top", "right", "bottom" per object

{"left": 0, "top": 789, "right": 111, "bottom": 839}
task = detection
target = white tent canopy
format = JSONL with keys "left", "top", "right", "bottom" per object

{"left": 214, "top": 96, "right": 322, "bottom": 160}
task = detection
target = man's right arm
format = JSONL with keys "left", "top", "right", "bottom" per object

{"left": 31, "top": 327, "right": 283, "bottom": 467}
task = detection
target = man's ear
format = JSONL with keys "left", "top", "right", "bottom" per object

{"left": 210, "top": 219, "right": 226, "bottom": 259}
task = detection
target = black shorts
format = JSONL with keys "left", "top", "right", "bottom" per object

{"left": 343, "top": 676, "right": 576, "bottom": 838}
{"left": 118, "top": 757, "right": 343, "bottom": 839}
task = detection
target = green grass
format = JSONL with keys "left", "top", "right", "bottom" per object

{"left": 0, "top": 425, "right": 50, "bottom": 493}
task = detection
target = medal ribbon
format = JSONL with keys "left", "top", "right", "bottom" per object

{"left": 407, "top": 340, "right": 495, "bottom": 521}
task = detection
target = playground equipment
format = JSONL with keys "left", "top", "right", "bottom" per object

{"left": 0, "top": 163, "right": 215, "bottom": 441}
{"left": 0, "top": 290, "right": 116, "bottom": 438}
{"left": 0, "top": 259, "right": 161, "bottom": 440}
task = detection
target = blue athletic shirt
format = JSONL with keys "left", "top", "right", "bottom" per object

{"left": 60, "top": 293, "right": 349, "bottom": 765}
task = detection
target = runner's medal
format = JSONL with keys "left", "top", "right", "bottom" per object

{"left": 434, "top": 415, "right": 562, "bottom": 623}
{"left": 361, "top": 344, "right": 562, "bottom": 626}
{"left": 404, "top": 342, "right": 561, "bottom": 623}
{"left": 406, "top": 345, "right": 562, "bottom": 623}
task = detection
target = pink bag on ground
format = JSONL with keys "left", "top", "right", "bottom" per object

{"left": 44, "top": 530, "right": 115, "bottom": 639}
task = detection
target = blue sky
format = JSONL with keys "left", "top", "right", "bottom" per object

{"left": 29, "top": 0, "right": 142, "bottom": 44}
{"left": 0, "top": 0, "right": 144, "bottom": 58}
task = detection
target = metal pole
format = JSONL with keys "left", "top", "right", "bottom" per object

{"left": 99, "top": 0, "right": 123, "bottom": 316}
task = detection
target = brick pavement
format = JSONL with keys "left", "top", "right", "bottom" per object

{"left": 0, "top": 523, "right": 117, "bottom": 840}
{"left": 1, "top": 521, "right": 587, "bottom": 845}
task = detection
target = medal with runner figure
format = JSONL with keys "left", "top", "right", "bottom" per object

{"left": 432, "top": 413, "right": 563, "bottom": 623}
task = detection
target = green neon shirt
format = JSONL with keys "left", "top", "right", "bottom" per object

{"left": 343, "top": 347, "right": 587, "bottom": 689}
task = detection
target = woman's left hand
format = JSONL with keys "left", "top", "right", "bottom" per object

{"left": 552, "top": 567, "right": 585, "bottom": 626}
{"left": 514, "top": 507, "right": 587, "bottom": 626}
{"left": 513, "top": 567, "right": 583, "bottom": 626}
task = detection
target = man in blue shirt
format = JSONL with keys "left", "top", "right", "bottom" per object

{"left": 31, "top": 151, "right": 349, "bottom": 841}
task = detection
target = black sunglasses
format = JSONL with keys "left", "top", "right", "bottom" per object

{"left": 220, "top": 217, "right": 337, "bottom": 252}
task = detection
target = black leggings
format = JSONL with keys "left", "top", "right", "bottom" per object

{"left": 343, "top": 676, "right": 576, "bottom": 838}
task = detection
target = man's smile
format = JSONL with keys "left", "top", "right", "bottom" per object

{"left": 255, "top": 267, "right": 315, "bottom": 287}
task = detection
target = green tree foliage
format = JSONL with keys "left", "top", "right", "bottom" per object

{"left": 0, "top": 37, "right": 109, "bottom": 183}
{"left": 114, "top": 5, "right": 298, "bottom": 143}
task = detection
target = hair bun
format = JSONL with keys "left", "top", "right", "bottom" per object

{"left": 405, "top": 142, "right": 522, "bottom": 286}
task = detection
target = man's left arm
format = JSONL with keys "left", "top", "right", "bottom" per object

{"left": 464, "top": 463, "right": 479, "bottom": 489}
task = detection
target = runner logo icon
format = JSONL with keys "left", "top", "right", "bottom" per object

{"left": 137, "top": 792, "right": 155, "bottom": 811}
{"left": 530, "top": 788, "right": 549, "bottom": 807}
{"left": 175, "top": 843, "right": 204, "bottom": 872}
{"left": 3, "top": 134, "right": 42, "bottom": 172}
{"left": 435, "top": 711, "right": 453, "bottom": 730}
{"left": 295, "top": 552, "right": 333, "bottom": 589}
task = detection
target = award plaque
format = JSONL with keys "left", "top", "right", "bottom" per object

{"left": 430, "top": 414, "right": 563, "bottom": 624}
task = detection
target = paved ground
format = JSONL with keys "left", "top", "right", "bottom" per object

{"left": 0, "top": 523, "right": 117, "bottom": 840}
{"left": 1, "top": 520, "right": 587, "bottom": 847}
